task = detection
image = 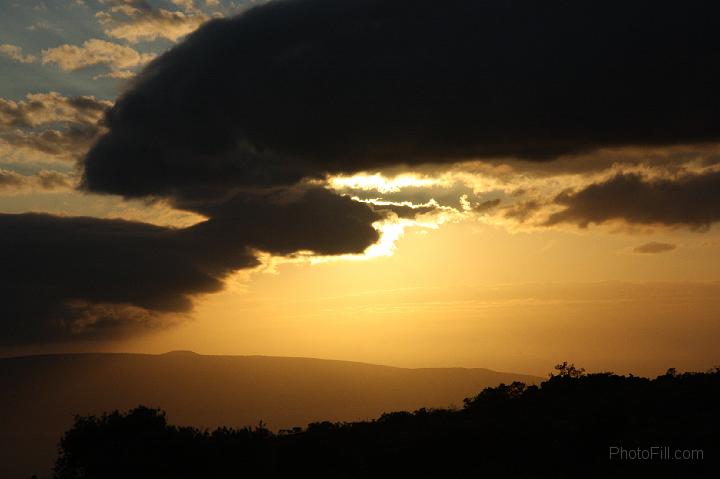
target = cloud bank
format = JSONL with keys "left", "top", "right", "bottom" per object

{"left": 84, "top": 0, "right": 720, "bottom": 204}
{"left": 0, "top": 213, "right": 255, "bottom": 344}
{"left": 0, "top": 186, "right": 381, "bottom": 343}
{"left": 5, "top": 0, "right": 720, "bottom": 344}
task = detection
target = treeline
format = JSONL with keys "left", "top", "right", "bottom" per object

{"left": 52, "top": 364, "right": 719, "bottom": 478}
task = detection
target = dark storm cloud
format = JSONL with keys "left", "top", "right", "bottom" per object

{"left": 633, "top": 242, "right": 677, "bottom": 254}
{"left": 0, "top": 187, "right": 381, "bottom": 344}
{"left": 546, "top": 171, "right": 720, "bottom": 229}
{"left": 190, "top": 187, "right": 382, "bottom": 256}
{"left": 83, "top": 0, "right": 720, "bottom": 202}
{"left": 9, "top": 0, "right": 720, "bottom": 344}
{"left": 0, "top": 213, "right": 253, "bottom": 344}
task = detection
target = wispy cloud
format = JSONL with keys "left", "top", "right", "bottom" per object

{"left": 0, "top": 168, "right": 74, "bottom": 193}
{"left": 633, "top": 242, "right": 677, "bottom": 254}
{"left": 96, "top": 0, "right": 211, "bottom": 43}
{"left": 42, "top": 38, "right": 154, "bottom": 73}
{"left": 0, "top": 92, "right": 111, "bottom": 163}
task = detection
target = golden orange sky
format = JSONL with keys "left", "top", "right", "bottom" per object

{"left": 5, "top": 185, "right": 720, "bottom": 377}
{"left": 124, "top": 218, "right": 720, "bottom": 377}
{"left": 2, "top": 0, "right": 720, "bottom": 379}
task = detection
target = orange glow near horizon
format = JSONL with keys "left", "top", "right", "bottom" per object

{"left": 3, "top": 171, "right": 720, "bottom": 379}
{"left": 7, "top": 216, "right": 718, "bottom": 378}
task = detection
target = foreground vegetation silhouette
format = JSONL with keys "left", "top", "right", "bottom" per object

{"left": 53, "top": 364, "right": 719, "bottom": 478}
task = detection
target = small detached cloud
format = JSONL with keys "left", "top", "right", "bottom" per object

{"left": 0, "top": 44, "right": 37, "bottom": 63}
{"left": 42, "top": 38, "right": 155, "bottom": 76}
{"left": 96, "top": 0, "right": 211, "bottom": 43}
{"left": 0, "top": 92, "right": 110, "bottom": 129}
{"left": 0, "top": 92, "right": 111, "bottom": 163}
{"left": 633, "top": 242, "right": 677, "bottom": 254}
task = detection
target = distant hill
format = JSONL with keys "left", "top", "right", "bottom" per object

{"left": 0, "top": 352, "right": 540, "bottom": 479}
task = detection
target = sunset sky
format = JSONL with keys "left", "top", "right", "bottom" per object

{"left": 2, "top": 0, "right": 720, "bottom": 377}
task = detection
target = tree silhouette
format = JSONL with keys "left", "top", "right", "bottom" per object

{"left": 53, "top": 365, "right": 720, "bottom": 479}
{"left": 551, "top": 361, "right": 587, "bottom": 378}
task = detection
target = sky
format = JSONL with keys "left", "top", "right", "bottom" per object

{"left": 1, "top": 0, "right": 720, "bottom": 377}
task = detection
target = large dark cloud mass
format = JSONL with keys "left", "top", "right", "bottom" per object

{"left": 0, "top": 213, "right": 251, "bottom": 344}
{"left": 83, "top": 0, "right": 720, "bottom": 202}
{"left": 194, "top": 187, "right": 381, "bottom": 255}
{"left": 0, "top": 187, "right": 380, "bottom": 344}
{"left": 6, "top": 0, "right": 720, "bottom": 344}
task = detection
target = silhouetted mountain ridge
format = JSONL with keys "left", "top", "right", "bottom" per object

{"left": 0, "top": 352, "right": 540, "bottom": 479}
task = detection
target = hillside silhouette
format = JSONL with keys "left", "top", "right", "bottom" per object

{"left": 52, "top": 364, "right": 719, "bottom": 479}
{"left": 0, "top": 352, "right": 539, "bottom": 479}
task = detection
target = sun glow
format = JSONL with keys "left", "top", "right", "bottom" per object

{"left": 328, "top": 172, "right": 445, "bottom": 193}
